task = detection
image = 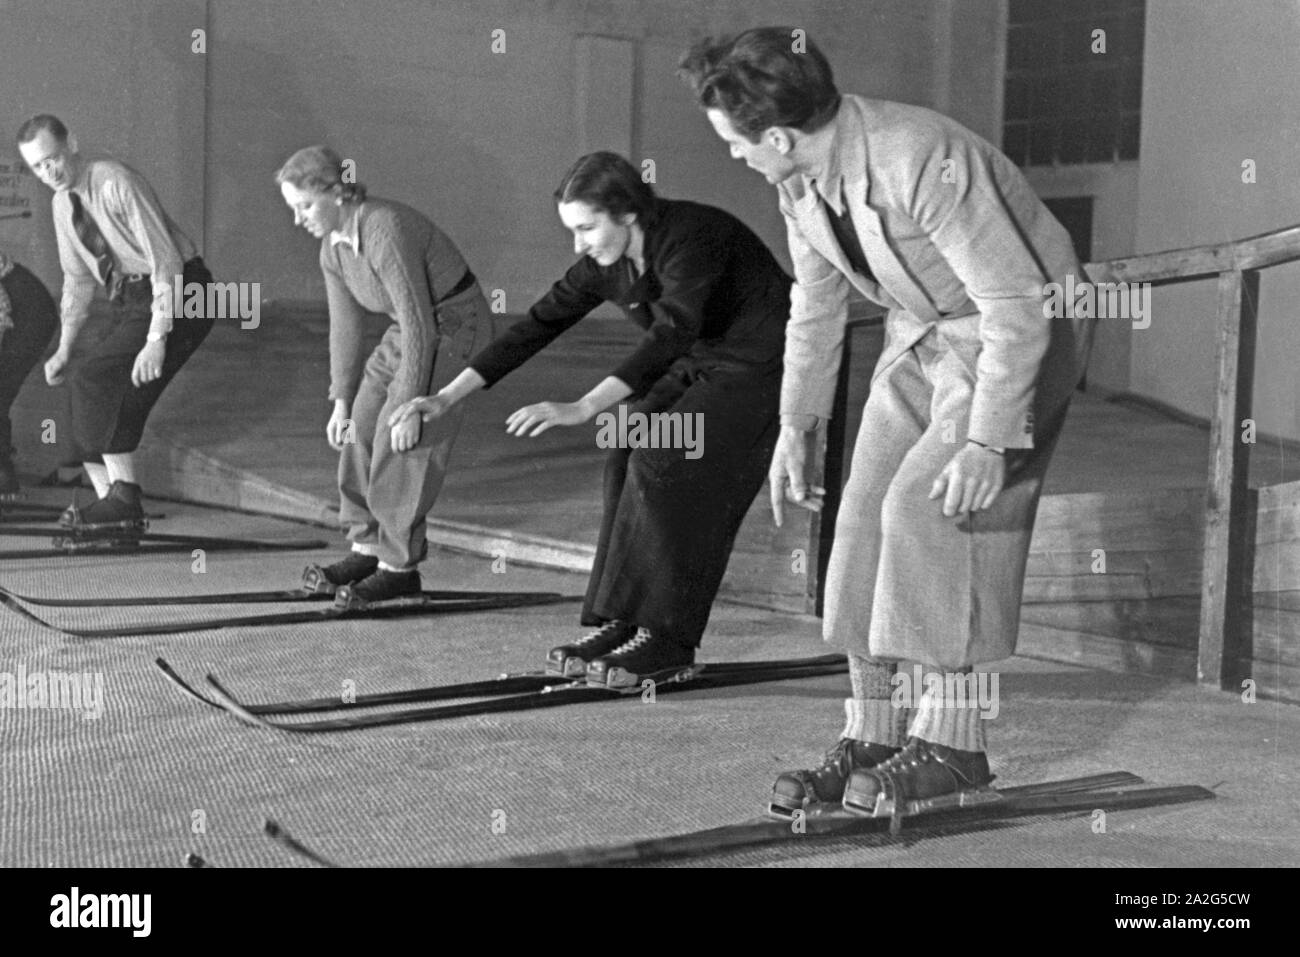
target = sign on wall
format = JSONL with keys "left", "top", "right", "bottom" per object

{"left": 0, "top": 156, "right": 35, "bottom": 216}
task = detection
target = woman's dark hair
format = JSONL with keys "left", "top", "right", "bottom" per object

{"left": 553, "top": 152, "right": 656, "bottom": 222}
{"left": 678, "top": 27, "right": 840, "bottom": 141}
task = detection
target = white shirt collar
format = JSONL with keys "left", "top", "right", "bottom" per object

{"left": 329, "top": 202, "right": 363, "bottom": 252}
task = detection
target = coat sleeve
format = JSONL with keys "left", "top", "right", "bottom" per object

{"left": 777, "top": 185, "right": 851, "bottom": 422}
{"left": 893, "top": 126, "right": 1056, "bottom": 449}
{"left": 467, "top": 258, "right": 604, "bottom": 388}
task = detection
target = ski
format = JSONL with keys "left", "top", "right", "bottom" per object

{"left": 0, "top": 505, "right": 165, "bottom": 524}
{"left": 0, "top": 588, "right": 582, "bottom": 639}
{"left": 0, "top": 504, "right": 67, "bottom": 523}
{"left": 0, "top": 525, "right": 328, "bottom": 549}
{"left": 198, "top": 655, "right": 851, "bottom": 733}
{"left": 7, "top": 586, "right": 567, "bottom": 608}
{"left": 470, "top": 777, "right": 1215, "bottom": 867}
{"left": 0, "top": 542, "right": 322, "bottom": 561}
{"left": 0, "top": 534, "right": 329, "bottom": 561}
{"left": 259, "top": 771, "right": 1174, "bottom": 867}
{"left": 157, "top": 652, "right": 847, "bottom": 715}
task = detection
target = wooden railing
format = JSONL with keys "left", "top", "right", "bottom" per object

{"left": 810, "top": 223, "right": 1300, "bottom": 691}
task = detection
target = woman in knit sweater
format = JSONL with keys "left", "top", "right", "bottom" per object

{"left": 0, "top": 247, "right": 59, "bottom": 497}
{"left": 276, "top": 146, "right": 492, "bottom": 607}
{"left": 389, "top": 152, "right": 792, "bottom": 687}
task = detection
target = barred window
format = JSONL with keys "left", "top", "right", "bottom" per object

{"left": 1002, "top": 0, "right": 1145, "bottom": 166}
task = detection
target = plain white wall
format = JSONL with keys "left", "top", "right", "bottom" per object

{"left": 8, "top": 0, "right": 1291, "bottom": 440}
{"left": 0, "top": 0, "right": 206, "bottom": 289}
{"left": 203, "top": 0, "right": 942, "bottom": 311}
{"left": 1132, "top": 0, "right": 1300, "bottom": 443}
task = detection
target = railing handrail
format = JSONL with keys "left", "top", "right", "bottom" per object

{"left": 1085, "top": 223, "right": 1300, "bottom": 285}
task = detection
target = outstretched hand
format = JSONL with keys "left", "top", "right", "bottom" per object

{"left": 389, "top": 393, "right": 454, "bottom": 428}
{"left": 505, "top": 401, "right": 588, "bottom": 438}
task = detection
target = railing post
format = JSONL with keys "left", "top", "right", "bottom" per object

{"left": 1197, "top": 268, "right": 1259, "bottom": 688}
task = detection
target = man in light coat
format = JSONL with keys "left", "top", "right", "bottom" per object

{"left": 681, "top": 27, "right": 1094, "bottom": 819}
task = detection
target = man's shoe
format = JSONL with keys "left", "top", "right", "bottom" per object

{"left": 58, "top": 500, "right": 82, "bottom": 528}
{"left": 768, "top": 738, "right": 900, "bottom": 819}
{"left": 842, "top": 737, "right": 995, "bottom": 821}
{"left": 335, "top": 568, "right": 421, "bottom": 610}
{"left": 546, "top": 619, "right": 637, "bottom": 677}
{"left": 585, "top": 627, "right": 696, "bottom": 688}
{"left": 63, "top": 481, "right": 146, "bottom": 533}
{"left": 303, "top": 552, "right": 380, "bottom": 595}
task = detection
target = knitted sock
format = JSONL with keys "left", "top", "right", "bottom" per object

{"left": 102, "top": 452, "right": 136, "bottom": 485}
{"left": 842, "top": 655, "right": 904, "bottom": 747}
{"left": 849, "top": 653, "right": 895, "bottom": 699}
{"left": 83, "top": 461, "right": 110, "bottom": 498}
{"left": 907, "top": 671, "right": 990, "bottom": 753}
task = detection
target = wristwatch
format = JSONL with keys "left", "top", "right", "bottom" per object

{"left": 967, "top": 438, "right": 1006, "bottom": 455}
{"left": 146, "top": 331, "right": 168, "bottom": 343}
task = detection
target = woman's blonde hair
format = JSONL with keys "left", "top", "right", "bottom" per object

{"left": 274, "top": 145, "right": 367, "bottom": 202}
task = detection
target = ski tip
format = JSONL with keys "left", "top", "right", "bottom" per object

{"left": 263, "top": 819, "right": 283, "bottom": 838}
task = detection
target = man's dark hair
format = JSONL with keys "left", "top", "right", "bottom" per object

{"left": 678, "top": 27, "right": 840, "bottom": 141}
{"left": 553, "top": 151, "right": 656, "bottom": 222}
{"left": 16, "top": 114, "right": 69, "bottom": 146}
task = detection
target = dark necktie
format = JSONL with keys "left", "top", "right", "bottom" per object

{"left": 825, "top": 186, "right": 876, "bottom": 283}
{"left": 69, "top": 192, "right": 114, "bottom": 287}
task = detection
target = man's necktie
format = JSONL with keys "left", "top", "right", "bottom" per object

{"left": 69, "top": 192, "right": 114, "bottom": 287}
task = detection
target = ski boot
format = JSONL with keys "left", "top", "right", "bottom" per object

{"left": 768, "top": 738, "right": 900, "bottom": 820}
{"left": 842, "top": 737, "right": 997, "bottom": 831}
{"left": 546, "top": 619, "right": 636, "bottom": 677}
{"left": 53, "top": 481, "right": 148, "bottom": 550}
{"left": 585, "top": 627, "right": 698, "bottom": 689}
{"left": 303, "top": 552, "right": 379, "bottom": 595}
{"left": 335, "top": 567, "right": 421, "bottom": 610}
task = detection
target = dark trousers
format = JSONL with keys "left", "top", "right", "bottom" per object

{"left": 0, "top": 264, "right": 59, "bottom": 452}
{"left": 582, "top": 355, "right": 781, "bottom": 648}
{"left": 67, "top": 258, "right": 214, "bottom": 458}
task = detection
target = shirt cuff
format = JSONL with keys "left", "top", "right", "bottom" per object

{"left": 780, "top": 413, "right": 822, "bottom": 432}
{"left": 149, "top": 297, "right": 174, "bottom": 339}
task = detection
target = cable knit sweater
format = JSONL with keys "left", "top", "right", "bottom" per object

{"left": 320, "top": 198, "right": 470, "bottom": 405}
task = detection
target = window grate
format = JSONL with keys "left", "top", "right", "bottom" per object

{"left": 1002, "top": 0, "right": 1145, "bottom": 167}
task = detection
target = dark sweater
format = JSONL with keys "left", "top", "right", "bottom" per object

{"left": 469, "top": 199, "right": 791, "bottom": 394}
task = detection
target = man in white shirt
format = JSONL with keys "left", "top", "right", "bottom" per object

{"left": 17, "top": 114, "right": 213, "bottom": 532}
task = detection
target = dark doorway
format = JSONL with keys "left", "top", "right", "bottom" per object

{"left": 1044, "top": 195, "right": 1094, "bottom": 262}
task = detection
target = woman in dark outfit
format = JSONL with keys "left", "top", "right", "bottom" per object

{"left": 0, "top": 249, "right": 59, "bottom": 496}
{"left": 390, "top": 152, "right": 791, "bottom": 687}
